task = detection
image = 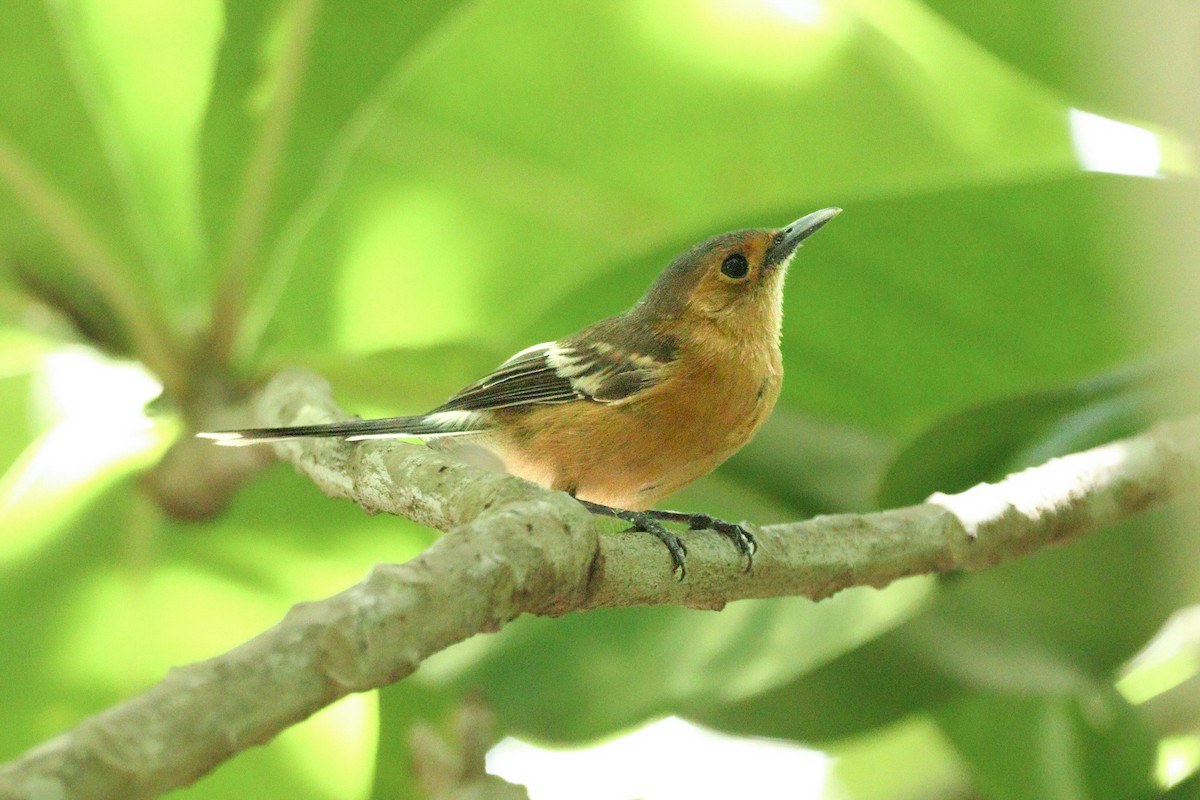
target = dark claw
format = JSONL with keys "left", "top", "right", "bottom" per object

{"left": 687, "top": 514, "right": 756, "bottom": 571}
{"left": 576, "top": 499, "right": 758, "bottom": 578}
{"left": 623, "top": 511, "right": 688, "bottom": 580}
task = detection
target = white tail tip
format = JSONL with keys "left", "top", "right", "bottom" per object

{"left": 196, "top": 431, "right": 243, "bottom": 441}
{"left": 195, "top": 431, "right": 280, "bottom": 447}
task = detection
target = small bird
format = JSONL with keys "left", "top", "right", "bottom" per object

{"left": 201, "top": 207, "right": 841, "bottom": 576}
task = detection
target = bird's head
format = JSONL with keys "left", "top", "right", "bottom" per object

{"left": 638, "top": 207, "right": 841, "bottom": 336}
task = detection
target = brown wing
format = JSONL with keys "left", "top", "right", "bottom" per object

{"left": 435, "top": 330, "right": 675, "bottom": 413}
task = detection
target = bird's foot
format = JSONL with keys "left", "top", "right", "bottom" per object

{"left": 643, "top": 510, "right": 755, "bottom": 572}
{"left": 576, "top": 500, "right": 689, "bottom": 579}
{"left": 576, "top": 500, "right": 756, "bottom": 578}
{"left": 681, "top": 513, "right": 757, "bottom": 571}
{"left": 622, "top": 511, "right": 690, "bottom": 580}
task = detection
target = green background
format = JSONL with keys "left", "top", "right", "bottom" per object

{"left": 1, "top": 0, "right": 1197, "bottom": 797}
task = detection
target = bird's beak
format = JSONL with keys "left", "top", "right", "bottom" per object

{"left": 765, "top": 207, "right": 841, "bottom": 268}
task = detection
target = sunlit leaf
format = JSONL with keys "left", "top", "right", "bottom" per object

{"left": 260, "top": 0, "right": 1085, "bottom": 360}
{"left": 41, "top": 0, "right": 220, "bottom": 302}
{"left": 827, "top": 716, "right": 970, "bottom": 800}
{"left": 936, "top": 688, "right": 1158, "bottom": 800}
{"left": 199, "top": 0, "right": 473, "bottom": 357}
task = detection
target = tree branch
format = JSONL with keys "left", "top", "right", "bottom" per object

{"left": 2, "top": 369, "right": 1198, "bottom": 799}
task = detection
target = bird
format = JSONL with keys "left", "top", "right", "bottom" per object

{"left": 200, "top": 207, "right": 841, "bottom": 577}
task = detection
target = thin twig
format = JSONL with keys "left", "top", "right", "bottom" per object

{"left": 207, "top": 0, "right": 321, "bottom": 365}
{"left": 2, "top": 369, "right": 1197, "bottom": 799}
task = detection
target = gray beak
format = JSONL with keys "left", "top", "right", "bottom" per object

{"left": 765, "top": 207, "right": 841, "bottom": 267}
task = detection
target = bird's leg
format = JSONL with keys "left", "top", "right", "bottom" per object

{"left": 575, "top": 500, "right": 757, "bottom": 577}
{"left": 576, "top": 499, "right": 689, "bottom": 580}
{"left": 640, "top": 509, "right": 757, "bottom": 571}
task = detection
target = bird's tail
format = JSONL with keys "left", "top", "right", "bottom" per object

{"left": 197, "top": 409, "right": 483, "bottom": 447}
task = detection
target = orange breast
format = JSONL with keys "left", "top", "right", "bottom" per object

{"left": 487, "top": 343, "right": 781, "bottom": 509}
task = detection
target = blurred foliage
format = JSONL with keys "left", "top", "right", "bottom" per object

{"left": 0, "top": 0, "right": 1198, "bottom": 798}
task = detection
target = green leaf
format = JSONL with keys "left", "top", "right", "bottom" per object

{"left": 0, "top": 485, "right": 131, "bottom": 761}
{"left": 918, "top": 0, "right": 1186, "bottom": 133}
{"left": 0, "top": 368, "right": 38, "bottom": 473}
{"left": 38, "top": 0, "right": 220, "bottom": 300}
{"left": 426, "top": 575, "right": 931, "bottom": 744}
{"left": 1158, "top": 772, "right": 1200, "bottom": 800}
{"left": 878, "top": 358, "right": 1195, "bottom": 508}
{"left": 256, "top": 0, "right": 1086, "bottom": 361}
{"left": 292, "top": 341, "right": 507, "bottom": 418}
{"left": 828, "top": 716, "right": 970, "bottom": 800}
{"left": 0, "top": 0, "right": 219, "bottom": 298}
{"left": 0, "top": 1, "right": 128, "bottom": 245}
{"left": 935, "top": 688, "right": 1158, "bottom": 800}
{"left": 925, "top": 512, "right": 1189, "bottom": 682}
{"left": 690, "top": 619, "right": 963, "bottom": 744}
{"left": 198, "top": 0, "right": 473, "bottom": 356}
{"left": 369, "top": 681, "right": 463, "bottom": 800}
{"left": 0, "top": 0, "right": 142, "bottom": 334}
{"left": 723, "top": 407, "right": 896, "bottom": 516}
{"left": 710, "top": 508, "right": 1189, "bottom": 746}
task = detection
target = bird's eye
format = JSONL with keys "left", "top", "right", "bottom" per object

{"left": 720, "top": 253, "right": 749, "bottom": 279}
